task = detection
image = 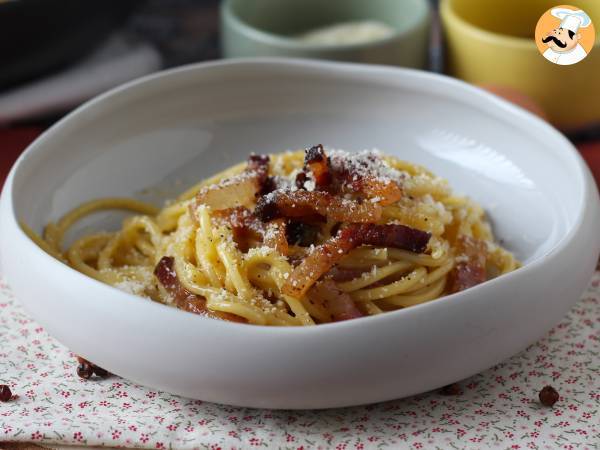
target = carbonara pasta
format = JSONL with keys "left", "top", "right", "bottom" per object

{"left": 28, "top": 146, "right": 518, "bottom": 326}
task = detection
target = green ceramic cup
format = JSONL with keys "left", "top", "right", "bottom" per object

{"left": 221, "top": 0, "right": 431, "bottom": 69}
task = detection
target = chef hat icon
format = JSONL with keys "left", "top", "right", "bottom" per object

{"left": 551, "top": 8, "right": 592, "bottom": 33}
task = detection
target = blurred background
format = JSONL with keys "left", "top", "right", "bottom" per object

{"left": 1, "top": 0, "right": 598, "bottom": 184}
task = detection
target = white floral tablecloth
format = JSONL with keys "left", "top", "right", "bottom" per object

{"left": 0, "top": 272, "right": 598, "bottom": 450}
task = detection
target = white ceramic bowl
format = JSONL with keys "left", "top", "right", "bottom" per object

{"left": 1, "top": 59, "right": 599, "bottom": 409}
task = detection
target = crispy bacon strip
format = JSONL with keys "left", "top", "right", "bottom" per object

{"left": 308, "top": 280, "right": 363, "bottom": 322}
{"left": 328, "top": 151, "right": 403, "bottom": 205}
{"left": 213, "top": 207, "right": 288, "bottom": 255}
{"left": 247, "top": 153, "right": 270, "bottom": 193}
{"left": 304, "top": 144, "right": 331, "bottom": 189}
{"left": 255, "top": 190, "right": 382, "bottom": 223}
{"left": 282, "top": 224, "right": 431, "bottom": 298}
{"left": 282, "top": 226, "right": 360, "bottom": 298}
{"left": 358, "top": 179, "right": 402, "bottom": 206}
{"left": 448, "top": 236, "right": 487, "bottom": 293}
{"left": 196, "top": 154, "right": 271, "bottom": 210}
{"left": 154, "top": 256, "right": 245, "bottom": 322}
{"left": 196, "top": 173, "right": 260, "bottom": 210}
{"left": 355, "top": 223, "right": 430, "bottom": 253}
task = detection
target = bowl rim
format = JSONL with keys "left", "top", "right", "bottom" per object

{"left": 440, "top": 0, "right": 600, "bottom": 50}
{"left": 3, "top": 58, "right": 597, "bottom": 335}
{"left": 221, "top": 0, "right": 431, "bottom": 52}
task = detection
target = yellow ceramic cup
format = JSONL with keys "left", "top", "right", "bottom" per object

{"left": 441, "top": 0, "right": 600, "bottom": 130}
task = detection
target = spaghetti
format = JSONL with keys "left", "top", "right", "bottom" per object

{"left": 30, "top": 146, "right": 518, "bottom": 326}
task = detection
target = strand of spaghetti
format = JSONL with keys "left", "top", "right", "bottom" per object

{"left": 97, "top": 232, "right": 124, "bottom": 270}
{"left": 421, "top": 258, "right": 455, "bottom": 286}
{"left": 67, "top": 233, "right": 113, "bottom": 279}
{"left": 350, "top": 267, "right": 428, "bottom": 302}
{"left": 214, "top": 227, "right": 254, "bottom": 300}
{"left": 194, "top": 205, "right": 225, "bottom": 287}
{"left": 383, "top": 277, "right": 446, "bottom": 307}
{"left": 344, "top": 247, "right": 388, "bottom": 261}
{"left": 244, "top": 249, "right": 314, "bottom": 325}
{"left": 20, "top": 222, "right": 66, "bottom": 262}
{"left": 387, "top": 248, "right": 448, "bottom": 266}
{"left": 44, "top": 198, "right": 159, "bottom": 251}
{"left": 155, "top": 200, "right": 191, "bottom": 232}
{"left": 336, "top": 261, "right": 413, "bottom": 292}
{"left": 362, "top": 301, "right": 383, "bottom": 315}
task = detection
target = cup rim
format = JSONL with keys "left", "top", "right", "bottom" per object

{"left": 221, "top": 0, "right": 431, "bottom": 52}
{"left": 440, "top": 0, "right": 600, "bottom": 50}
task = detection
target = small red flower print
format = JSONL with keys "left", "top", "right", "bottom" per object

{"left": 198, "top": 419, "right": 208, "bottom": 426}
{"left": 116, "top": 391, "right": 128, "bottom": 398}
{"left": 140, "top": 433, "right": 150, "bottom": 443}
{"left": 355, "top": 443, "right": 364, "bottom": 450}
{"left": 73, "top": 431, "right": 83, "bottom": 442}
{"left": 3, "top": 425, "right": 13, "bottom": 434}
{"left": 111, "top": 430, "right": 121, "bottom": 439}
{"left": 31, "top": 431, "right": 43, "bottom": 440}
{"left": 122, "top": 402, "right": 132, "bottom": 409}
{"left": 155, "top": 442, "right": 165, "bottom": 449}
{"left": 228, "top": 431, "right": 238, "bottom": 438}
{"left": 184, "top": 425, "right": 194, "bottom": 432}
{"left": 146, "top": 391, "right": 157, "bottom": 398}
{"left": 413, "top": 443, "right": 423, "bottom": 449}
{"left": 128, "top": 425, "right": 137, "bottom": 432}
{"left": 249, "top": 437, "right": 263, "bottom": 446}
{"left": 209, "top": 445, "right": 221, "bottom": 450}
{"left": 166, "top": 424, "right": 178, "bottom": 431}
{"left": 286, "top": 433, "right": 296, "bottom": 442}
{"left": 511, "top": 445, "right": 520, "bottom": 449}
{"left": 60, "top": 390, "right": 70, "bottom": 398}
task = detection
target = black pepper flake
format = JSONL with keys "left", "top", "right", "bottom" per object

{"left": 77, "top": 363, "right": 94, "bottom": 380}
{"left": 0, "top": 384, "right": 12, "bottom": 402}
{"left": 93, "top": 366, "right": 110, "bottom": 378}
{"left": 76, "top": 356, "right": 110, "bottom": 380}
{"left": 539, "top": 385, "right": 559, "bottom": 407}
{"left": 440, "top": 383, "right": 462, "bottom": 395}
